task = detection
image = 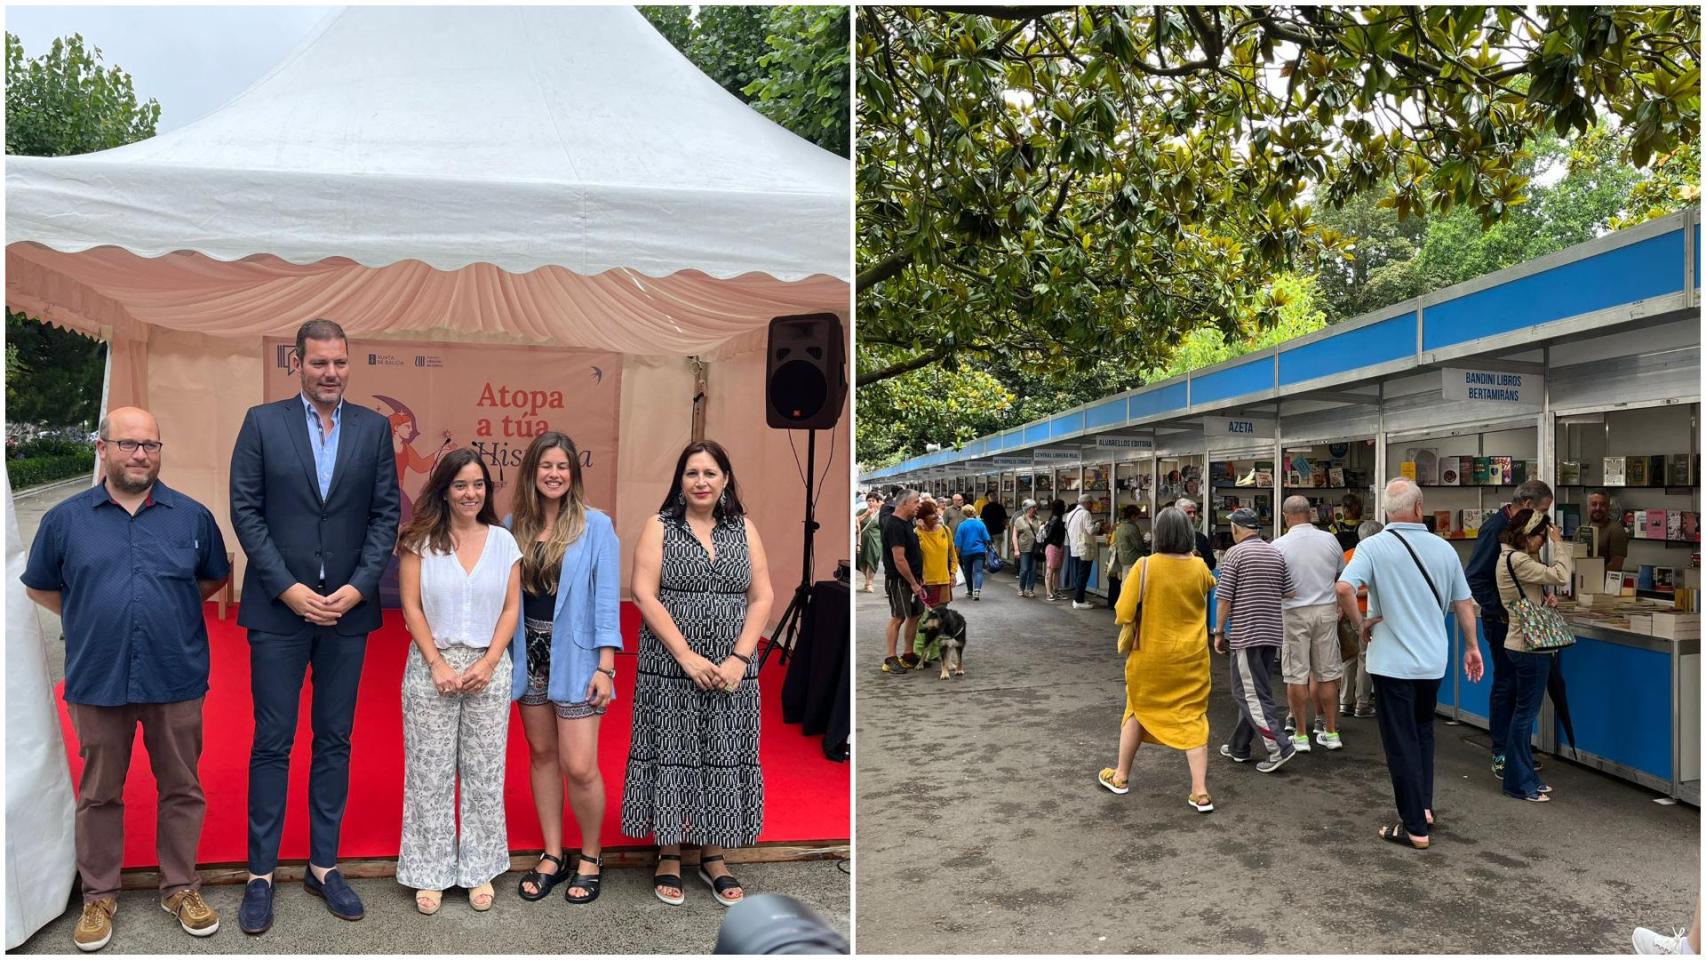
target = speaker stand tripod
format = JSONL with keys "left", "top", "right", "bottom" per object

{"left": 758, "top": 429, "right": 820, "bottom": 671}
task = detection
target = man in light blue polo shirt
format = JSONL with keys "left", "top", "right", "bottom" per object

{"left": 1336, "top": 477, "right": 1483, "bottom": 850}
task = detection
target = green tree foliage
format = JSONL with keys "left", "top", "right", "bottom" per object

{"left": 5, "top": 310, "right": 105, "bottom": 430}
{"left": 857, "top": 6, "right": 1700, "bottom": 386}
{"left": 637, "top": 5, "right": 692, "bottom": 53}
{"left": 5, "top": 33, "right": 162, "bottom": 430}
{"left": 5, "top": 33, "right": 160, "bottom": 156}
{"left": 859, "top": 273, "right": 1329, "bottom": 468}
{"left": 744, "top": 6, "right": 850, "bottom": 157}
{"left": 640, "top": 5, "right": 850, "bottom": 157}
{"left": 685, "top": 5, "right": 772, "bottom": 104}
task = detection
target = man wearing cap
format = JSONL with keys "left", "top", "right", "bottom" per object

{"left": 1211, "top": 508, "right": 1297, "bottom": 773}
{"left": 22, "top": 407, "right": 230, "bottom": 951}
{"left": 1274, "top": 494, "right": 1351, "bottom": 753}
{"left": 1066, "top": 493, "right": 1098, "bottom": 609}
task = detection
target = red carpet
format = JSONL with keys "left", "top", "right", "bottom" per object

{"left": 55, "top": 604, "right": 849, "bottom": 869}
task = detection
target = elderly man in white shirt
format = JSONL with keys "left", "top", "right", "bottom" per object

{"left": 1273, "top": 495, "right": 1349, "bottom": 752}
{"left": 1066, "top": 494, "right": 1098, "bottom": 609}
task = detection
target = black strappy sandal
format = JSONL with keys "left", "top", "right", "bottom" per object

{"left": 1378, "top": 823, "right": 1429, "bottom": 850}
{"left": 564, "top": 853, "right": 603, "bottom": 904}
{"left": 518, "top": 852, "right": 567, "bottom": 901}
{"left": 653, "top": 853, "right": 685, "bottom": 906}
{"left": 697, "top": 854, "right": 745, "bottom": 906}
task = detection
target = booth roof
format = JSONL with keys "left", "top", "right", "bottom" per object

{"left": 5, "top": 5, "right": 848, "bottom": 354}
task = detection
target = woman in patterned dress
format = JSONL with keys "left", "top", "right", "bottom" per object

{"left": 506, "top": 433, "right": 623, "bottom": 904}
{"left": 622, "top": 440, "right": 773, "bottom": 907}
{"left": 395, "top": 450, "right": 522, "bottom": 914}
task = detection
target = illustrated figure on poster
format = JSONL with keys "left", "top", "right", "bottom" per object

{"left": 376, "top": 394, "right": 453, "bottom": 607}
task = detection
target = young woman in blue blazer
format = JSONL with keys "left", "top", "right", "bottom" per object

{"left": 505, "top": 432, "right": 622, "bottom": 905}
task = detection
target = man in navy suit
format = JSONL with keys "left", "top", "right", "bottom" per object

{"left": 229, "top": 319, "right": 400, "bottom": 933}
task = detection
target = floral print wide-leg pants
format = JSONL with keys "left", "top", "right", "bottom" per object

{"left": 396, "top": 644, "right": 513, "bottom": 891}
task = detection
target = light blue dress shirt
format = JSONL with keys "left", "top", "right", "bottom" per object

{"left": 301, "top": 392, "right": 343, "bottom": 578}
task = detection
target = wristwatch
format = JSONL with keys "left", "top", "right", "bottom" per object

{"left": 598, "top": 666, "right": 616, "bottom": 680}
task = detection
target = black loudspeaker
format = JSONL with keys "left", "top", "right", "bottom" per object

{"left": 765, "top": 313, "right": 846, "bottom": 430}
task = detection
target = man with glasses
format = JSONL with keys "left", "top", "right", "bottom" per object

{"left": 22, "top": 407, "right": 230, "bottom": 951}
{"left": 229, "top": 319, "right": 401, "bottom": 933}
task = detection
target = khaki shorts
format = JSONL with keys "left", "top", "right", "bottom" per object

{"left": 1282, "top": 603, "right": 1345, "bottom": 684}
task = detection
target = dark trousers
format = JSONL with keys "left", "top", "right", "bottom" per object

{"left": 247, "top": 627, "right": 368, "bottom": 874}
{"left": 1106, "top": 569, "right": 1121, "bottom": 609}
{"left": 1228, "top": 646, "right": 1289, "bottom": 760}
{"left": 1373, "top": 675, "right": 1440, "bottom": 839}
{"left": 1070, "top": 556, "right": 1092, "bottom": 603}
{"left": 67, "top": 699, "right": 206, "bottom": 901}
{"left": 1484, "top": 615, "right": 1517, "bottom": 757}
{"left": 1502, "top": 651, "right": 1553, "bottom": 798}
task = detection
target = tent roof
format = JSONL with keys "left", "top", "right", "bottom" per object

{"left": 5, "top": 6, "right": 847, "bottom": 354}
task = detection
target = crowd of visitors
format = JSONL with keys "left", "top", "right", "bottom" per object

{"left": 866, "top": 475, "right": 1580, "bottom": 847}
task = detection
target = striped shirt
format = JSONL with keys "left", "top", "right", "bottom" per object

{"left": 1216, "top": 537, "right": 1293, "bottom": 650}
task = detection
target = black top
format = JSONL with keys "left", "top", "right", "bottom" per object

{"left": 981, "top": 501, "right": 1009, "bottom": 536}
{"left": 1043, "top": 516, "right": 1067, "bottom": 547}
{"left": 523, "top": 585, "right": 558, "bottom": 623}
{"left": 881, "top": 513, "right": 923, "bottom": 580}
{"left": 1195, "top": 531, "right": 1218, "bottom": 573}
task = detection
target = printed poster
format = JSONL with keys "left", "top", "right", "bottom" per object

{"left": 266, "top": 338, "right": 622, "bottom": 607}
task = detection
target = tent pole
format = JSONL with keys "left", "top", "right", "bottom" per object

{"left": 690, "top": 356, "right": 707, "bottom": 441}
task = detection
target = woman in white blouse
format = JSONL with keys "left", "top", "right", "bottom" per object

{"left": 395, "top": 449, "right": 522, "bottom": 915}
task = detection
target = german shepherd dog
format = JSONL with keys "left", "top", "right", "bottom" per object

{"left": 920, "top": 606, "right": 968, "bottom": 680}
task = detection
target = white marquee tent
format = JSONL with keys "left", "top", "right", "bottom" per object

{"left": 5, "top": 7, "right": 849, "bottom": 944}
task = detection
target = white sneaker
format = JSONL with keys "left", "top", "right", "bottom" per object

{"left": 1633, "top": 928, "right": 1686, "bottom": 955}
{"left": 1316, "top": 730, "right": 1344, "bottom": 750}
{"left": 1289, "top": 734, "right": 1312, "bottom": 753}
{"left": 1072, "top": 601, "right": 1093, "bottom": 609}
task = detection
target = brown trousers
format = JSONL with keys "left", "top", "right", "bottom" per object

{"left": 66, "top": 698, "right": 206, "bottom": 902}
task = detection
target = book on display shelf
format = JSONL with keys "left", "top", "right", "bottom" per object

{"left": 1438, "top": 460, "right": 1461, "bottom": 485}
{"left": 1558, "top": 504, "right": 1581, "bottom": 538}
{"left": 1471, "top": 457, "right": 1491, "bottom": 485}
{"left": 1489, "top": 456, "right": 1514, "bottom": 485}
{"left": 1646, "top": 509, "right": 1667, "bottom": 541}
{"left": 1433, "top": 510, "right": 1456, "bottom": 537}
{"left": 1669, "top": 510, "right": 1684, "bottom": 542}
{"left": 1460, "top": 509, "right": 1486, "bottom": 539}
{"left": 1669, "top": 454, "right": 1693, "bottom": 487}
{"left": 1400, "top": 461, "right": 1417, "bottom": 481}
{"left": 1648, "top": 455, "right": 1669, "bottom": 488}
{"left": 1628, "top": 457, "right": 1650, "bottom": 487}
{"left": 1559, "top": 460, "right": 1582, "bottom": 486}
{"left": 1329, "top": 466, "right": 1346, "bottom": 488}
{"left": 1410, "top": 448, "right": 1438, "bottom": 485}
{"left": 1604, "top": 457, "right": 1627, "bottom": 486}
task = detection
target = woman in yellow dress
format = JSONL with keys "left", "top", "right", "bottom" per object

{"left": 914, "top": 499, "right": 959, "bottom": 609}
{"left": 1099, "top": 506, "right": 1217, "bottom": 812}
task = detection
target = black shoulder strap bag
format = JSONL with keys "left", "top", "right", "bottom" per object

{"left": 1386, "top": 528, "right": 1446, "bottom": 613}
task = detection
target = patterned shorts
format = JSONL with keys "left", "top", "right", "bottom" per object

{"left": 517, "top": 616, "right": 605, "bottom": 720}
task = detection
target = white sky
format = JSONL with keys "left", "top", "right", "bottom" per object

{"left": 4, "top": 5, "right": 336, "bottom": 132}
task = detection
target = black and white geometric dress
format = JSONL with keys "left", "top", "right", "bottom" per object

{"left": 620, "top": 512, "right": 764, "bottom": 847}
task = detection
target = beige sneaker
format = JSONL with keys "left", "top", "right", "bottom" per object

{"left": 73, "top": 899, "right": 116, "bottom": 952}
{"left": 161, "top": 889, "right": 219, "bottom": 937}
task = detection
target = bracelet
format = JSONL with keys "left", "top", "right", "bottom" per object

{"left": 731, "top": 651, "right": 752, "bottom": 665}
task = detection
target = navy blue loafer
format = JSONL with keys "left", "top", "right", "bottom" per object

{"left": 304, "top": 868, "right": 364, "bottom": 921}
{"left": 238, "top": 878, "right": 274, "bottom": 934}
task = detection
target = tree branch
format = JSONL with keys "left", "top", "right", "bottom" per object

{"left": 857, "top": 344, "right": 955, "bottom": 385}
{"left": 858, "top": 250, "right": 917, "bottom": 291}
